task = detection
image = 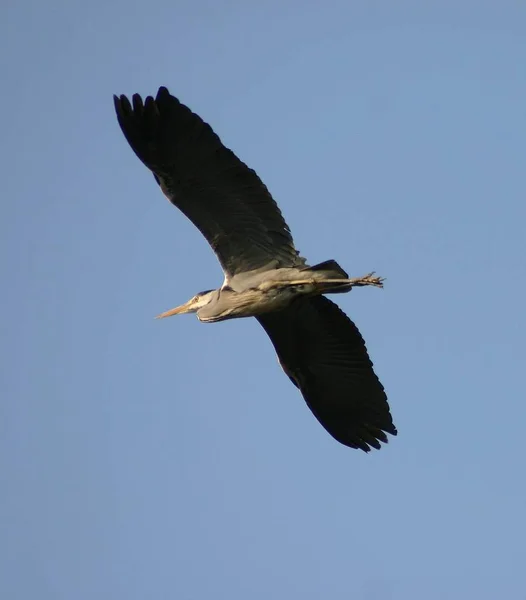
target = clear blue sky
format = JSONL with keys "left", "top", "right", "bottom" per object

{"left": 2, "top": 1, "right": 525, "bottom": 598}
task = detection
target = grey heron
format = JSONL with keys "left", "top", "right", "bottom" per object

{"left": 114, "top": 86, "right": 397, "bottom": 452}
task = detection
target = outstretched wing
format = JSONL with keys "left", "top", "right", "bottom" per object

{"left": 257, "top": 296, "right": 397, "bottom": 451}
{"left": 114, "top": 87, "right": 304, "bottom": 279}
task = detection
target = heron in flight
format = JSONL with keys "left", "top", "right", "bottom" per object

{"left": 114, "top": 86, "right": 397, "bottom": 451}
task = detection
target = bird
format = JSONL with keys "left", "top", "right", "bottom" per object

{"left": 113, "top": 86, "right": 397, "bottom": 452}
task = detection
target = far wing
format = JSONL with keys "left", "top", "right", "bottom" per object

{"left": 114, "top": 87, "right": 304, "bottom": 279}
{"left": 257, "top": 296, "right": 397, "bottom": 451}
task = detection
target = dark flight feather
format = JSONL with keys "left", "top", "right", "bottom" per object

{"left": 114, "top": 87, "right": 304, "bottom": 278}
{"left": 257, "top": 296, "right": 397, "bottom": 451}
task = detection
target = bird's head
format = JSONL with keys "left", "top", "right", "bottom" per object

{"left": 155, "top": 290, "right": 216, "bottom": 319}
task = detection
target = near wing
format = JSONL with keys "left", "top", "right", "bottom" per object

{"left": 114, "top": 87, "right": 304, "bottom": 279}
{"left": 257, "top": 296, "right": 397, "bottom": 451}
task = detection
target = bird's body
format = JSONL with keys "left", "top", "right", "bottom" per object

{"left": 178, "top": 279, "right": 320, "bottom": 324}
{"left": 114, "top": 86, "right": 397, "bottom": 452}
{"left": 157, "top": 260, "right": 375, "bottom": 322}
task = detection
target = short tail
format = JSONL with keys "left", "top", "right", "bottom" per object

{"left": 302, "top": 259, "right": 349, "bottom": 279}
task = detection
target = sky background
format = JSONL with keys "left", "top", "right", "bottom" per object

{"left": 1, "top": 1, "right": 526, "bottom": 598}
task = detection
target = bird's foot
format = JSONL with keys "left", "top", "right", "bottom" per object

{"left": 310, "top": 273, "right": 385, "bottom": 289}
{"left": 262, "top": 273, "right": 385, "bottom": 293}
{"left": 346, "top": 272, "right": 385, "bottom": 288}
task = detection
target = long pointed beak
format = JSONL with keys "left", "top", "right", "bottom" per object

{"left": 155, "top": 302, "right": 192, "bottom": 319}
